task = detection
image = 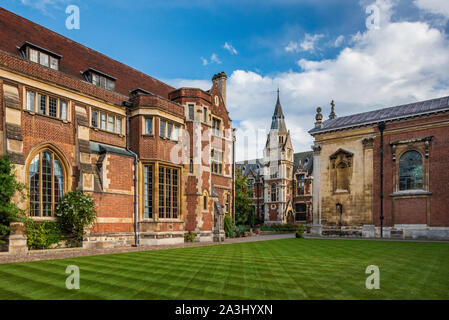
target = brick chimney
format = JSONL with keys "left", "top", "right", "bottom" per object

{"left": 212, "top": 71, "right": 227, "bottom": 106}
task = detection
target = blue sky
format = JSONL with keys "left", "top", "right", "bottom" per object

{"left": 2, "top": 0, "right": 449, "bottom": 161}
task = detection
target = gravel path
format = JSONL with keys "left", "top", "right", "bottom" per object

{"left": 0, "top": 233, "right": 295, "bottom": 264}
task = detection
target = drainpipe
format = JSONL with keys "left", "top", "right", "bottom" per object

{"left": 124, "top": 102, "right": 139, "bottom": 246}
{"left": 378, "top": 121, "right": 386, "bottom": 238}
{"left": 232, "top": 128, "right": 236, "bottom": 225}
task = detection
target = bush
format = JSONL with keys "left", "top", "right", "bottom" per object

{"left": 224, "top": 215, "right": 233, "bottom": 238}
{"left": 260, "top": 223, "right": 303, "bottom": 232}
{"left": 56, "top": 191, "right": 96, "bottom": 246}
{"left": 295, "top": 230, "right": 305, "bottom": 239}
{"left": 233, "top": 224, "right": 245, "bottom": 237}
{"left": 184, "top": 232, "right": 195, "bottom": 242}
{"left": 0, "top": 155, "right": 26, "bottom": 242}
{"left": 25, "top": 219, "right": 62, "bottom": 249}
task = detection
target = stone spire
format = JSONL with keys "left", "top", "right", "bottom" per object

{"left": 271, "top": 89, "right": 287, "bottom": 133}
{"left": 329, "top": 100, "right": 336, "bottom": 120}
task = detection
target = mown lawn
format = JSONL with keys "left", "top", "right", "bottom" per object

{"left": 0, "top": 238, "right": 448, "bottom": 300}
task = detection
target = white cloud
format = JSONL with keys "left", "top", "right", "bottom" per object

{"left": 414, "top": 0, "right": 449, "bottom": 19}
{"left": 223, "top": 42, "right": 238, "bottom": 55}
{"left": 20, "top": 0, "right": 70, "bottom": 14}
{"left": 174, "top": 0, "right": 449, "bottom": 161}
{"left": 200, "top": 53, "right": 222, "bottom": 66}
{"left": 285, "top": 33, "right": 324, "bottom": 53}
{"left": 334, "top": 35, "right": 344, "bottom": 47}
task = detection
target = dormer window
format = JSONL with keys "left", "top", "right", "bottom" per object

{"left": 83, "top": 68, "right": 116, "bottom": 91}
{"left": 19, "top": 42, "right": 61, "bottom": 71}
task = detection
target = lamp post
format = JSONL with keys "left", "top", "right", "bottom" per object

{"left": 378, "top": 122, "right": 386, "bottom": 238}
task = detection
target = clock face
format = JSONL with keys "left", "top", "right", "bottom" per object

{"left": 214, "top": 95, "right": 219, "bottom": 106}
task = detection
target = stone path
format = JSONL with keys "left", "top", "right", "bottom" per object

{"left": 0, "top": 233, "right": 295, "bottom": 264}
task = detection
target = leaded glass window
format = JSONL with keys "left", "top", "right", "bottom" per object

{"left": 399, "top": 151, "right": 423, "bottom": 190}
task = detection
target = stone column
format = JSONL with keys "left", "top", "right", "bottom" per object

{"left": 75, "top": 105, "right": 94, "bottom": 191}
{"left": 8, "top": 222, "right": 28, "bottom": 254}
{"left": 311, "top": 144, "right": 322, "bottom": 235}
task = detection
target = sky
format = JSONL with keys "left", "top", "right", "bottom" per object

{"left": 2, "top": 0, "right": 449, "bottom": 161}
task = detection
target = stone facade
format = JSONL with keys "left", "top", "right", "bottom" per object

{"left": 0, "top": 8, "right": 234, "bottom": 249}
{"left": 310, "top": 98, "right": 449, "bottom": 239}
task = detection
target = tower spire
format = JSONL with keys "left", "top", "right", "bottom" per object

{"left": 271, "top": 90, "right": 287, "bottom": 133}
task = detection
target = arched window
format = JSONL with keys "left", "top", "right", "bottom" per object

{"left": 336, "top": 162, "right": 349, "bottom": 191}
{"left": 399, "top": 151, "right": 423, "bottom": 190}
{"left": 271, "top": 184, "right": 277, "bottom": 202}
{"left": 28, "top": 149, "right": 66, "bottom": 217}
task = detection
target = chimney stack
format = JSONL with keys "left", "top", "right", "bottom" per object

{"left": 212, "top": 71, "right": 227, "bottom": 106}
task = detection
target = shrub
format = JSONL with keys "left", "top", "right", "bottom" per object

{"left": 233, "top": 224, "right": 245, "bottom": 237}
{"left": 224, "top": 215, "right": 233, "bottom": 238}
{"left": 260, "top": 223, "right": 303, "bottom": 232}
{"left": 184, "top": 232, "right": 195, "bottom": 242}
{"left": 56, "top": 191, "right": 96, "bottom": 246}
{"left": 25, "top": 219, "right": 62, "bottom": 250}
{"left": 295, "top": 230, "right": 305, "bottom": 239}
{"left": 0, "top": 155, "right": 26, "bottom": 242}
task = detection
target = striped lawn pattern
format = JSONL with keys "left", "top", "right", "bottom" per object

{"left": 0, "top": 238, "right": 448, "bottom": 299}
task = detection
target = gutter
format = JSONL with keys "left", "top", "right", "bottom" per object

{"left": 124, "top": 101, "right": 139, "bottom": 247}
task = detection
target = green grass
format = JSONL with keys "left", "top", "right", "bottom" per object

{"left": 0, "top": 238, "right": 448, "bottom": 300}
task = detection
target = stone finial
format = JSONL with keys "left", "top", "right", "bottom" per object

{"left": 315, "top": 107, "right": 323, "bottom": 127}
{"left": 329, "top": 100, "right": 336, "bottom": 119}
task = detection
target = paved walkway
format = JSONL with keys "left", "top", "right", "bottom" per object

{"left": 0, "top": 233, "right": 295, "bottom": 265}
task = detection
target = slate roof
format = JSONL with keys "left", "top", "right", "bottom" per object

{"left": 309, "top": 96, "right": 449, "bottom": 135}
{"left": 270, "top": 91, "right": 288, "bottom": 133}
{"left": 0, "top": 8, "right": 175, "bottom": 98}
{"left": 236, "top": 151, "right": 313, "bottom": 178}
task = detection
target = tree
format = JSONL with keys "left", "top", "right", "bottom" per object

{"left": 234, "top": 167, "right": 253, "bottom": 226}
{"left": 0, "top": 155, "right": 26, "bottom": 241}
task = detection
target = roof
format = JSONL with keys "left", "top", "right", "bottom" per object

{"left": 309, "top": 96, "right": 449, "bottom": 135}
{"left": 236, "top": 151, "right": 313, "bottom": 178}
{"left": 90, "top": 142, "right": 134, "bottom": 158}
{"left": 270, "top": 90, "right": 288, "bottom": 133}
{"left": 0, "top": 8, "right": 174, "bottom": 98}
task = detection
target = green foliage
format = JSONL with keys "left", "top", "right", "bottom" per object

{"left": 0, "top": 155, "right": 27, "bottom": 241}
{"left": 260, "top": 223, "right": 303, "bottom": 232}
{"left": 235, "top": 167, "right": 253, "bottom": 226}
{"left": 295, "top": 230, "right": 305, "bottom": 238}
{"left": 233, "top": 224, "right": 245, "bottom": 237}
{"left": 224, "top": 215, "right": 233, "bottom": 238}
{"left": 184, "top": 232, "right": 195, "bottom": 242}
{"left": 24, "top": 219, "right": 63, "bottom": 250}
{"left": 56, "top": 191, "right": 96, "bottom": 246}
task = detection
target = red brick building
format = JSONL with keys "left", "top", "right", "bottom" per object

{"left": 237, "top": 93, "right": 313, "bottom": 225}
{"left": 0, "top": 8, "right": 234, "bottom": 248}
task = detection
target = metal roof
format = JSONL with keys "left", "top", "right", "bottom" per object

{"left": 309, "top": 96, "right": 449, "bottom": 135}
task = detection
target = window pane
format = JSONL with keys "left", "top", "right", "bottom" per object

{"left": 29, "top": 49, "right": 38, "bottom": 63}
{"left": 38, "top": 94, "right": 46, "bottom": 114}
{"left": 173, "top": 125, "right": 179, "bottom": 141}
{"left": 107, "top": 79, "right": 115, "bottom": 91}
{"left": 91, "top": 110, "right": 98, "bottom": 128}
{"left": 100, "top": 76, "right": 106, "bottom": 89}
{"left": 54, "top": 158, "right": 64, "bottom": 206}
{"left": 40, "top": 53, "right": 49, "bottom": 67}
{"left": 100, "top": 113, "right": 106, "bottom": 130}
{"left": 26, "top": 90, "right": 35, "bottom": 111}
{"left": 49, "top": 97, "right": 57, "bottom": 117}
{"left": 107, "top": 115, "right": 114, "bottom": 132}
{"left": 144, "top": 165, "right": 153, "bottom": 219}
{"left": 167, "top": 123, "right": 173, "bottom": 140}
{"left": 159, "top": 167, "right": 165, "bottom": 218}
{"left": 29, "top": 154, "right": 40, "bottom": 217}
{"left": 203, "top": 107, "right": 207, "bottom": 122}
{"left": 160, "top": 120, "right": 166, "bottom": 138}
{"left": 50, "top": 57, "right": 58, "bottom": 70}
{"left": 116, "top": 118, "right": 122, "bottom": 134}
{"left": 41, "top": 152, "right": 52, "bottom": 217}
{"left": 399, "top": 151, "right": 423, "bottom": 190}
{"left": 166, "top": 168, "right": 171, "bottom": 219}
{"left": 60, "top": 100, "right": 67, "bottom": 120}
{"left": 145, "top": 118, "right": 153, "bottom": 134}
{"left": 92, "top": 73, "right": 99, "bottom": 86}
{"left": 188, "top": 105, "right": 194, "bottom": 120}
{"left": 173, "top": 169, "right": 178, "bottom": 219}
